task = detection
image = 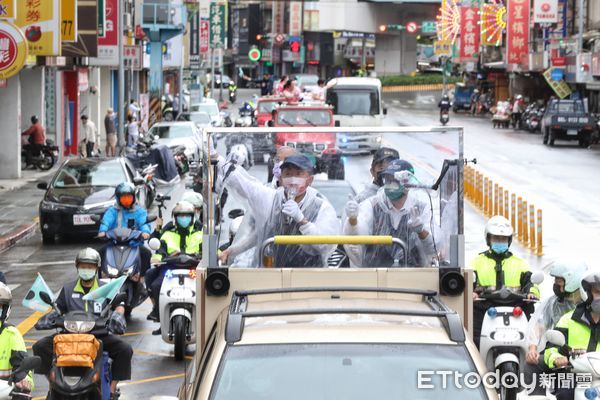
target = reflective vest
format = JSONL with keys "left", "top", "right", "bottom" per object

{"left": 0, "top": 324, "right": 33, "bottom": 386}
{"left": 544, "top": 304, "right": 600, "bottom": 368}
{"left": 159, "top": 227, "right": 203, "bottom": 259}
{"left": 470, "top": 251, "right": 540, "bottom": 297}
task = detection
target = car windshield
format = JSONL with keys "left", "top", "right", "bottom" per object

{"left": 180, "top": 112, "right": 211, "bottom": 125}
{"left": 52, "top": 159, "right": 125, "bottom": 188}
{"left": 554, "top": 101, "right": 583, "bottom": 113}
{"left": 277, "top": 110, "right": 332, "bottom": 126}
{"left": 210, "top": 343, "right": 484, "bottom": 400}
{"left": 327, "top": 88, "right": 380, "bottom": 116}
{"left": 258, "top": 101, "right": 280, "bottom": 113}
{"left": 298, "top": 75, "right": 319, "bottom": 86}
{"left": 149, "top": 125, "right": 194, "bottom": 139}
{"left": 191, "top": 104, "right": 219, "bottom": 117}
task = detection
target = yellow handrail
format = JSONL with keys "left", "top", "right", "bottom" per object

{"left": 272, "top": 235, "right": 394, "bottom": 246}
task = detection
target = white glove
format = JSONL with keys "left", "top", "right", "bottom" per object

{"left": 408, "top": 206, "right": 425, "bottom": 234}
{"left": 282, "top": 200, "right": 305, "bottom": 223}
{"left": 345, "top": 199, "right": 359, "bottom": 219}
{"left": 394, "top": 170, "right": 414, "bottom": 185}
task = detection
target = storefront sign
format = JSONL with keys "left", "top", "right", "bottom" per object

{"left": 289, "top": 2, "right": 302, "bottom": 37}
{"left": 123, "top": 45, "right": 142, "bottom": 70}
{"left": 62, "top": 0, "right": 98, "bottom": 57}
{"left": 434, "top": 40, "right": 452, "bottom": 57}
{"left": 0, "top": 21, "right": 27, "bottom": 79}
{"left": 547, "top": 0, "right": 566, "bottom": 39}
{"left": 506, "top": 0, "right": 530, "bottom": 65}
{"left": 16, "top": 0, "right": 61, "bottom": 55}
{"left": 209, "top": 3, "right": 225, "bottom": 48}
{"left": 61, "top": 0, "right": 77, "bottom": 42}
{"left": 543, "top": 67, "right": 571, "bottom": 99}
{"left": 0, "top": 0, "right": 16, "bottom": 20}
{"left": 200, "top": 19, "right": 209, "bottom": 53}
{"left": 271, "top": 0, "right": 284, "bottom": 35}
{"left": 552, "top": 57, "right": 566, "bottom": 67}
{"left": 593, "top": 54, "right": 600, "bottom": 77}
{"left": 189, "top": 11, "right": 199, "bottom": 68}
{"left": 533, "top": 0, "right": 558, "bottom": 24}
{"left": 459, "top": 7, "right": 479, "bottom": 61}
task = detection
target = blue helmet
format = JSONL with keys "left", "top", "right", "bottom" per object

{"left": 115, "top": 182, "right": 135, "bottom": 197}
{"left": 380, "top": 159, "right": 415, "bottom": 177}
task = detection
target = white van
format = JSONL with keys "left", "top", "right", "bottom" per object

{"left": 325, "top": 77, "right": 387, "bottom": 154}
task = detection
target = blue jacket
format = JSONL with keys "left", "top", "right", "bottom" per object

{"left": 99, "top": 205, "right": 152, "bottom": 236}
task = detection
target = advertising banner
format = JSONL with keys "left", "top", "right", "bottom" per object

{"left": 61, "top": 0, "right": 77, "bottom": 42}
{"left": 459, "top": 7, "right": 479, "bottom": 61}
{"left": 0, "top": 21, "right": 27, "bottom": 79}
{"left": 506, "top": 0, "right": 530, "bottom": 65}
{"left": 16, "top": 0, "right": 61, "bottom": 55}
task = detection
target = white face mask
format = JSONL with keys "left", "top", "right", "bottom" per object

{"left": 78, "top": 268, "right": 96, "bottom": 281}
{"left": 282, "top": 176, "right": 308, "bottom": 198}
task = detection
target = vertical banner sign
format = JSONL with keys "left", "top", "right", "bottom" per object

{"left": 0, "top": 1, "right": 16, "bottom": 19}
{"left": 289, "top": 2, "right": 302, "bottom": 37}
{"left": 506, "top": 0, "right": 530, "bottom": 65}
{"left": 533, "top": 0, "right": 558, "bottom": 24}
{"left": 97, "top": 0, "right": 105, "bottom": 38}
{"left": 481, "top": 3, "right": 504, "bottom": 46}
{"left": 272, "top": 0, "right": 284, "bottom": 35}
{"left": 96, "top": 0, "right": 117, "bottom": 64}
{"left": 61, "top": 0, "right": 77, "bottom": 42}
{"left": 189, "top": 11, "right": 199, "bottom": 59}
{"left": 16, "top": 0, "right": 61, "bottom": 56}
{"left": 200, "top": 19, "right": 209, "bottom": 53}
{"left": 209, "top": 3, "right": 225, "bottom": 48}
{"left": 459, "top": 7, "right": 479, "bottom": 61}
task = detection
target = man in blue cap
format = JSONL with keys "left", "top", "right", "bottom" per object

{"left": 343, "top": 159, "right": 435, "bottom": 267}
{"left": 355, "top": 147, "right": 400, "bottom": 203}
{"left": 220, "top": 153, "right": 339, "bottom": 267}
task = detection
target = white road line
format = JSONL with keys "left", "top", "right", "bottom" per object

{"left": 10, "top": 260, "right": 73, "bottom": 267}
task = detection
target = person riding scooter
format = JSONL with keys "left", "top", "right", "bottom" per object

{"left": 146, "top": 202, "right": 202, "bottom": 334}
{"left": 438, "top": 94, "right": 451, "bottom": 116}
{"left": 228, "top": 81, "right": 238, "bottom": 103}
{"left": 32, "top": 248, "right": 132, "bottom": 400}
{"left": 21, "top": 115, "right": 46, "bottom": 167}
{"left": 153, "top": 192, "right": 203, "bottom": 237}
{"left": 471, "top": 215, "right": 540, "bottom": 348}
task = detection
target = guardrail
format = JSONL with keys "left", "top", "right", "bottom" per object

{"left": 464, "top": 165, "right": 543, "bottom": 256}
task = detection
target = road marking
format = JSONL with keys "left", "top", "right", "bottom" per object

{"left": 118, "top": 373, "right": 185, "bottom": 387}
{"left": 10, "top": 260, "right": 72, "bottom": 267}
{"left": 17, "top": 311, "right": 46, "bottom": 336}
{"left": 123, "top": 330, "right": 152, "bottom": 337}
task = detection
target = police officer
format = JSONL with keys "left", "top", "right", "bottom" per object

{"left": 544, "top": 270, "right": 600, "bottom": 400}
{"left": 146, "top": 202, "right": 202, "bottom": 331}
{"left": 0, "top": 282, "right": 34, "bottom": 395}
{"left": 343, "top": 159, "right": 435, "bottom": 268}
{"left": 471, "top": 215, "right": 540, "bottom": 348}
{"left": 153, "top": 192, "right": 203, "bottom": 237}
{"left": 32, "top": 248, "right": 132, "bottom": 400}
{"left": 354, "top": 147, "right": 401, "bottom": 203}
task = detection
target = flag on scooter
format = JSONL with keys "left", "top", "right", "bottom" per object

{"left": 22, "top": 273, "right": 55, "bottom": 313}
{"left": 82, "top": 276, "right": 126, "bottom": 303}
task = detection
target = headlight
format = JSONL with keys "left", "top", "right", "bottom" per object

{"left": 125, "top": 266, "right": 134, "bottom": 276}
{"left": 41, "top": 200, "right": 62, "bottom": 211}
{"left": 168, "top": 287, "right": 194, "bottom": 299}
{"left": 375, "top": 136, "right": 382, "bottom": 143}
{"left": 64, "top": 320, "right": 95, "bottom": 333}
{"left": 107, "top": 266, "right": 119, "bottom": 277}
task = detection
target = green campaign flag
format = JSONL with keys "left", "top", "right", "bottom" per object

{"left": 22, "top": 273, "right": 55, "bottom": 313}
{"left": 82, "top": 276, "right": 126, "bottom": 303}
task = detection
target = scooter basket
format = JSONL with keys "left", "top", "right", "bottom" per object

{"left": 53, "top": 334, "right": 100, "bottom": 368}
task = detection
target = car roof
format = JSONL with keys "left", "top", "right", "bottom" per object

{"left": 150, "top": 121, "right": 196, "bottom": 127}
{"left": 326, "top": 77, "right": 382, "bottom": 88}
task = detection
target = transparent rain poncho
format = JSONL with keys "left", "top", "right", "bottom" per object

{"left": 224, "top": 166, "right": 340, "bottom": 268}
{"left": 527, "top": 295, "right": 578, "bottom": 351}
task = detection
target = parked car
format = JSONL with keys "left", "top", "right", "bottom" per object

{"left": 190, "top": 100, "right": 223, "bottom": 127}
{"left": 37, "top": 158, "right": 151, "bottom": 244}
{"left": 540, "top": 98, "right": 595, "bottom": 147}
{"left": 147, "top": 121, "right": 202, "bottom": 163}
{"left": 452, "top": 84, "right": 475, "bottom": 112}
{"left": 176, "top": 111, "right": 213, "bottom": 128}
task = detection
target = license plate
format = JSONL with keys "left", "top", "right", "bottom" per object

{"left": 345, "top": 143, "right": 359, "bottom": 150}
{"left": 567, "top": 129, "right": 578, "bottom": 136}
{"left": 73, "top": 214, "right": 94, "bottom": 225}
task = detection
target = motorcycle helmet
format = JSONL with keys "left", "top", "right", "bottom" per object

{"left": 379, "top": 159, "right": 415, "bottom": 178}
{"left": 580, "top": 270, "right": 600, "bottom": 303}
{"left": 549, "top": 260, "right": 588, "bottom": 294}
{"left": 31, "top": 115, "right": 39, "bottom": 124}
{"left": 115, "top": 182, "right": 136, "bottom": 209}
{"left": 0, "top": 282, "right": 12, "bottom": 322}
{"left": 75, "top": 247, "right": 101, "bottom": 268}
{"left": 181, "top": 191, "right": 203, "bottom": 211}
{"left": 484, "top": 215, "right": 513, "bottom": 246}
{"left": 172, "top": 201, "right": 195, "bottom": 229}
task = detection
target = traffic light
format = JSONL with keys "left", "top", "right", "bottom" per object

{"left": 379, "top": 25, "right": 387, "bottom": 32}
{"left": 290, "top": 41, "right": 301, "bottom": 53}
{"left": 256, "top": 34, "right": 263, "bottom": 41}
{"left": 379, "top": 24, "right": 404, "bottom": 32}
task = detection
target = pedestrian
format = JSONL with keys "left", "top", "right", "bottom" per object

{"left": 128, "top": 99, "right": 140, "bottom": 120}
{"left": 276, "top": 75, "right": 288, "bottom": 96}
{"left": 172, "top": 94, "right": 180, "bottom": 119}
{"left": 104, "top": 108, "right": 117, "bottom": 157}
{"left": 127, "top": 115, "right": 139, "bottom": 148}
{"left": 80, "top": 115, "right": 99, "bottom": 157}
{"left": 261, "top": 73, "right": 273, "bottom": 96}
{"left": 311, "top": 79, "right": 326, "bottom": 101}
{"left": 21, "top": 115, "right": 46, "bottom": 167}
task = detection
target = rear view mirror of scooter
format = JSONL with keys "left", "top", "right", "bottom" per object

{"left": 545, "top": 329, "right": 566, "bottom": 347}
{"left": 530, "top": 271, "right": 544, "bottom": 285}
{"left": 148, "top": 238, "right": 161, "bottom": 251}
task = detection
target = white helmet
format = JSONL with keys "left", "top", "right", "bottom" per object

{"left": 181, "top": 191, "right": 203, "bottom": 209}
{"left": 580, "top": 270, "right": 600, "bottom": 303}
{"left": 172, "top": 201, "right": 195, "bottom": 218}
{"left": 0, "top": 282, "right": 12, "bottom": 322}
{"left": 549, "top": 260, "right": 589, "bottom": 293}
{"left": 76, "top": 247, "right": 101, "bottom": 268}
{"left": 484, "top": 215, "right": 513, "bottom": 246}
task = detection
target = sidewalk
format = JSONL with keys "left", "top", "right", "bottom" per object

{"left": 0, "top": 168, "right": 57, "bottom": 252}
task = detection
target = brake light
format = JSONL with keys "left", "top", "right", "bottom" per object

{"left": 512, "top": 307, "right": 523, "bottom": 317}
{"left": 553, "top": 125, "right": 561, "bottom": 129}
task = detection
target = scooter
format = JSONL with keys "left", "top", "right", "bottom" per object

{"left": 0, "top": 356, "right": 41, "bottom": 400}
{"left": 228, "top": 84, "right": 237, "bottom": 104}
{"left": 148, "top": 239, "right": 199, "bottom": 361}
{"left": 35, "top": 291, "right": 127, "bottom": 400}
{"left": 21, "top": 139, "right": 59, "bottom": 171}
{"left": 171, "top": 145, "right": 190, "bottom": 176}
{"left": 477, "top": 272, "right": 543, "bottom": 400}
{"left": 440, "top": 110, "right": 450, "bottom": 126}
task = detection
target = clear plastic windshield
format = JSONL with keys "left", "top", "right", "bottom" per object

{"left": 201, "top": 127, "right": 463, "bottom": 269}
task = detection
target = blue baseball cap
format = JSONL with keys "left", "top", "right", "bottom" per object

{"left": 280, "top": 154, "right": 314, "bottom": 174}
{"left": 381, "top": 159, "right": 415, "bottom": 177}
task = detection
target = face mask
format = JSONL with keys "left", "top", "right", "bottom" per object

{"left": 282, "top": 176, "right": 308, "bottom": 198}
{"left": 383, "top": 182, "right": 405, "bottom": 200}
{"left": 176, "top": 215, "right": 192, "bottom": 229}
{"left": 272, "top": 161, "right": 283, "bottom": 180}
{"left": 119, "top": 194, "right": 134, "bottom": 208}
{"left": 78, "top": 268, "right": 96, "bottom": 281}
{"left": 490, "top": 242, "right": 509, "bottom": 254}
{"left": 591, "top": 298, "right": 600, "bottom": 313}
{"left": 553, "top": 283, "right": 565, "bottom": 301}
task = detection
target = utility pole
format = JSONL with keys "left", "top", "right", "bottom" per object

{"left": 219, "top": 48, "right": 224, "bottom": 102}
{"left": 577, "top": 0, "right": 584, "bottom": 53}
{"left": 361, "top": 36, "right": 367, "bottom": 73}
{"left": 118, "top": 0, "right": 125, "bottom": 154}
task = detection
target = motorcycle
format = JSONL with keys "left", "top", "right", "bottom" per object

{"left": 235, "top": 103, "right": 256, "bottom": 127}
{"left": 21, "top": 139, "right": 59, "bottom": 171}
{"left": 161, "top": 94, "right": 174, "bottom": 122}
{"left": 147, "top": 240, "right": 199, "bottom": 361}
{"left": 228, "top": 84, "right": 237, "bottom": 104}
{"left": 440, "top": 110, "right": 450, "bottom": 126}
{"left": 35, "top": 291, "right": 127, "bottom": 400}
{"left": 0, "top": 356, "right": 41, "bottom": 400}
{"left": 477, "top": 271, "right": 543, "bottom": 400}
{"left": 170, "top": 145, "right": 190, "bottom": 176}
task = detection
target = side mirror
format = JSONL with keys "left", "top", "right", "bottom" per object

{"left": 133, "top": 177, "right": 145, "bottom": 186}
{"left": 146, "top": 215, "right": 157, "bottom": 223}
{"left": 334, "top": 120, "right": 340, "bottom": 127}
{"left": 37, "top": 181, "right": 48, "bottom": 190}
{"left": 267, "top": 120, "right": 274, "bottom": 127}
{"left": 530, "top": 271, "right": 545, "bottom": 285}
{"left": 228, "top": 209, "right": 245, "bottom": 219}
{"left": 40, "top": 291, "right": 53, "bottom": 306}
{"left": 148, "top": 238, "right": 161, "bottom": 251}
{"left": 545, "top": 329, "right": 566, "bottom": 347}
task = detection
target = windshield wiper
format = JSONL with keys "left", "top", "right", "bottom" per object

{"left": 280, "top": 118, "right": 294, "bottom": 126}
{"left": 303, "top": 119, "right": 317, "bottom": 126}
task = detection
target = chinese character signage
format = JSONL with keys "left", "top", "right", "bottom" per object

{"left": 16, "top": 0, "right": 61, "bottom": 56}
{"left": 0, "top": 21, "right": 27, "bottom": 79}
{"left": 200, "top": 19, "right": 209, "bottom": 53}
{"left": 543, "top": 67, "right": 571, "bottom": 99}
{"left": 533, "top": 0, "right": 558, "bottom": 24}
{"left": 272, "top": 0, "right": 284, "bottom": 35}
{"left": 123, "top": 45, "right": 142, "bottom": 70}
{"left": 434, "top": 40, "right": 452, "bottom": 57}
{"left": 0, "top": 0, "right": 16, "bottom": 20}
{"left": 61, "top": 0, "right": 77, "bottom": 42}
{"left": 506, "top": 0, "right": 530, "bottom": 65}
{"left": 289, "top": 2, "right": 302, "bottom": 37}
{"left": 459, "top": 6, "right": 479, "bottom": 61}
{"left": 209, "top": 3, "right": 226, "bottom": 48}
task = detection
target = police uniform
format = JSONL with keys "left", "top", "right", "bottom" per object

{"left": 0, "top": 323, "right": 32, "bottom": 387}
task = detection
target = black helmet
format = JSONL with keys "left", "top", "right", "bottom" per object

{"left": 31, "top": 115, "right": 38, "bottom": 124}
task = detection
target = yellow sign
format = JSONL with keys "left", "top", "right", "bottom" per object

{"left": 434, "top": 40, "right": 452, "bottom": 56}
{"left": 61, "top": 0, "right": 76, "bottom": 42}
{"left": 16, "top": 0, "right": 61, "bottom": 56}
{"left": 543, "top": 68, "right": 572, "bottom": 99}
{"left": 0, "top": 0, "right": 16, "bottom": 19}
{"left": 0, "top": 21, "right": 28, "bottom": 80}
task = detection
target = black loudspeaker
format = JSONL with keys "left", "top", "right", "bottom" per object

{"left": 439, "top": 267, "right": 465, "bottom": 296}
{"left": 206, "top": 268, "right": 230, "bottom": 297}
